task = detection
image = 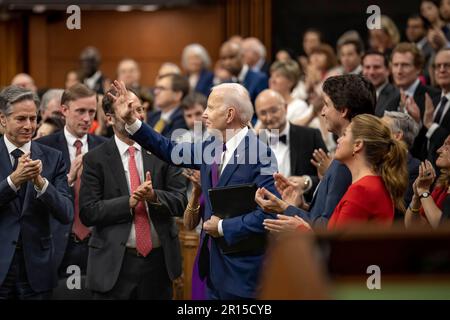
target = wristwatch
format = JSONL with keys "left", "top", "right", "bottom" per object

{"left": 419, "top": 191, "right": 430, "bottom": 199}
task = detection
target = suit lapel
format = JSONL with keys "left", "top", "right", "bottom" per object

{"left": 0, "top": 137, "right": 21, "bottom": 213}
{"left": 142, "top": 148, "right": 156, "bottom": 181}
{"left": 21, "top": 142, "right": 44, "bottom": 216}
{"left": 106, "top": 139, "right": 130, "bottom": 196}
{"left": 216, "top": 133, "right": 250, "bottom": 187}
{"left": 57, "top": 131, "right": 71, "bottom": 168}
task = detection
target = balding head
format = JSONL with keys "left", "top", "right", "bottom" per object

{"left": 117, "top": 58, "right": 141, "bottom": 88}
{"left": 242, "top": 37, "right": 266, "bottom": 67}
{"left": 11, "top": 73, "right": 37, "bottom": 93}
{"left": 219, "top": 41, "right": 243, "bottom": 76}
{"left": 255, "top": 89, "right": 287, "bottom": 130}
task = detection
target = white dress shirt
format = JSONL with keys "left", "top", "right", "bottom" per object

{"left": 83, "top": 70, "right": 102, "bottom": 91}
{"left": 64, "top": 126, "right": 88, "bottom": 162}
{"left": 114, "top": 135, "right": 161, "bottom": 249}
{"left": 4, "top": 135, "right": 48, "bottom": 196}
{"left": 267, "top": 122, "right": 291, "bottom": 177}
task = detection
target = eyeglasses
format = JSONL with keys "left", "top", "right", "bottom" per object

{"left": 433, "top": 63, "right": 450, "bottom": 70}
{"left": 153, "top": 86, "right": 172, "bottom": 93}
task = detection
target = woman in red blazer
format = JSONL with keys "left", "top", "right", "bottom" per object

{"left": 258, "top": 114, "right": 408, "bottom": 230}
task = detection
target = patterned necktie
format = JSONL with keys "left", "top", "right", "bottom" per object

{"left": 11, "top": 149, "right": 26, "bottom": 204}
{"left": 434, "top": 96, "right": 448, "bottom": 124}
{"left": 72, "top": 139, "right": 90, "bottom": 240}
{"left": 128, "top": 146, "right": 152, "bottom": 257}
{"left": 153, "top": 118, "right": 166, "bottom": 133}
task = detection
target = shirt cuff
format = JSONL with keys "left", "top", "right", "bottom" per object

{"left": 426, "top": 123, "right": 439, "bottom": 139}
{"left": 218, "top": 219, "right": 224, "bottom": 236}
{"left": 7, "top": 175, "right": 19, "bottom": 192}
{"left": 303, "top": 175, "right": 313, "bottom": 193}
{"left": 125, "top": 119, "right": 142, "bottom": 135}
{"left": 34, "top": 178, "right": 49, "bottom": 197}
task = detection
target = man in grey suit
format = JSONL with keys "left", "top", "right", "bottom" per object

{"left": 79, "top": 88, "right": 187, "bottom": 299}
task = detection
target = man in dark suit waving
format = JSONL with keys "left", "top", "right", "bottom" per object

{"left": 79, "top": 88, "right": 187, "bottom": 299}
{"left": 0, "top": 86, "right": 73, "bottom": 299}
{"left": 111, "top": 80, "right": 278, "bottom": 299}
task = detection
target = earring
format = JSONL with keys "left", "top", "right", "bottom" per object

{"left": 352, "top": 151, "right": 355, "bottom": 157}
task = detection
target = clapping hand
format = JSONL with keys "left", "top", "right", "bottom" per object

{"left": 415, "top": 160, "right": 436, "bottom": 195}
{"left": 130, "top": 171, "right": 157, "bottom": 208}
{"left": 263, "top": 214, "right": 312, "bottom": 233}
{"left": 254, "top": 187, "right": 289, "bottom": 214}
{"left": 310, "top": 148, "right": 331, "bottom": 179}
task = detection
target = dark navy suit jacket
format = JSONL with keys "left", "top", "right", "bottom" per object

{"left": 285, "top": 160, "right": 352, "bottom": 228}
{"left": 194, "top": 69, "right": 214, "bottom": 97}
{"left": 0, "top": 138, "right": 73, "bottom": 292}
{"left": 36, "top": 130, "right": 106, "bottom": 271}
{"left": 242, "top": 69, "right": 268, "bottom": 104}
{"left": 131, "top": 122, "right": 279, "bottom": 298}
{"left": 147, "top": 107, "right": 188, "bottom": 139}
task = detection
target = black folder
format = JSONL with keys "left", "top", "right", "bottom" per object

{"left": 208, "top": 183, "right": 266, "bottom": 255}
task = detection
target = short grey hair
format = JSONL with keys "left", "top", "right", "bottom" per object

{"left": 383, "top": 111, "right": 419, "bottom": 148}
{"left": 0, "top": 85, "right": 39, "bottom": 116}
{"left": 212, "top": 83, "right": 254, "bottom": 124}
{"left": 243, "top": 37, "right": 267, "bottom": 58}
{"left": 181, "top": 43, "right": 212, "bottom": 70}
{"left": 40, "top": 89, "right": 63, "bottom": 114}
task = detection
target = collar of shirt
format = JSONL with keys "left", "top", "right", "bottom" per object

{"left": 238, "top": 64, "right": 249, "bottom": 84}
{"left": 64, "top": 126, "right": 88, "bottom": 148}
{"left": 160, "top": 106, "right": 179, "bottom": 122}
{"left": 267, "top": 122, "right": 290, "bottom": 144}
{"left": 4, "top": 135, "right": 31, "bottom": 159}
{"left": 349, "top": 65, "right": 362, "bottom": 75}
{"left": 416, "top": 37, "right": 428, "bottom": 50}
{"left": 376, "top": 81, "right": 389, "bottom": 98}
{"left": 223, "top": 126, "right": 248, "bottom": 157}
{"left": 251, "top": 58, "right": 266, "bottom": 73}
{"left": 405, "top": 78, "right": 421, "bottom": 97}
{"left": 114, "top": 134, "right": 142, "bottom": 158}
{"left": 84, "top": 70, "right": 102, "bottom": 89}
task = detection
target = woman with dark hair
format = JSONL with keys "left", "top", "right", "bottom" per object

{"left": 258, "top": 114, "right": 408, "bottom": 230}
{"left": 405, "top": 135, "right": 450, "bottom": 228}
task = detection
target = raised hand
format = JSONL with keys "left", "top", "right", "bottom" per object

{"left": 415, "top": 160, "right": 436, "bottom": 194}
{"left": 263, "top": 214, "right": 311, "bottom": 233}
{"left": 405, "top": 96, "right": 421, "bottom": 124}
{"left": 310, "top": 148, "right": 331, "bottom": 179}
{"left": 108, "top": 80, "right": 136, "bottom": 125}
{"left": 10, "top": 152, "right": 41, "bottom": 187}
{"left": 67, "top": 154, "right": 83, "bottom": 185}
{"left": 423, "top": 93, "right": 435, "bottom": 129}
{"left": 254, "top": 187, "right": 288, "bottom": 214}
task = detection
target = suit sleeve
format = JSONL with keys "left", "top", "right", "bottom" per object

{"left": 0, "top": 178, "right": 19, "bottom": 209}
{"left": 309, "top": 129, "right": 328, "bottom": 192}
{"left": 79, "top": 154, "right": 133, "bottom": 227}
{"left": 312, "top": 164, "right": 351, "bottom": 227}
{"left": 132, "top": 122, "right": 201, "bottom": 170}
{"left": 36, "top": 153, "right": 74, "bottom": 224}
{"left": 149, "top": 165, "right": 187, "bottom": 218}
{"left": 221, "top": 150, "right": 279, "bottom": 246}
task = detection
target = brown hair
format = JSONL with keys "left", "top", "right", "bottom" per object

{"left": 270, "top": 60, "right": 301, "bottom": 91}
{"left": 310, "top": 44, "right": 338, "bottom": 70}
{"left": 391, "top": 42, "right": 425, "bottom": 70}
{"left": 61, "top": 83, "right": 96, "bottom": 106}
{"left": 351, "top": 114, "right": 409, "bottom": 212}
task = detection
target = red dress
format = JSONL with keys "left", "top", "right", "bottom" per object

{"left": 327, "top": 175, "right": 394, "bottom": 230}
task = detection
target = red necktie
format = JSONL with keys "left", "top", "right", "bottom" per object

{"left": 72, "top": 139, "right": 91, "bottom": 240}
{"left": 128, "top": 146, "right": 152, "bottom": 257}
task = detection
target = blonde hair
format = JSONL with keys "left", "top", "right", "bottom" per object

{"left": 351, "top": 114, "right": 408, "bottom": 212}
{"left": 381, "top": 15, "right": 400, "bottom": 47}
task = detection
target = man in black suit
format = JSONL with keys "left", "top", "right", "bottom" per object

{"left": 0, "top": 86, "right": 73, "bottom": 299}
{"left": 147, "top": 73, "right": 188, "bottom": 139}
{"left": 80, "top": 46, "right": 107, "bottom": 95}
{"left": 255, "top": 89, "right": 327, "bottom": 201}
{"left": 390, "top": 43, "right": 441, "bottom": 160}
{"left": 79, "top": 88, "right": 187, "bottom": 299}
{"left": 423, "top": 48, "right": 450, "bottom": 166}
{"left": 362, "top": 50, "right": 399, "bottom": 117}
{"left": 36, "top": 84, "right": 106, "bottom": 289}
